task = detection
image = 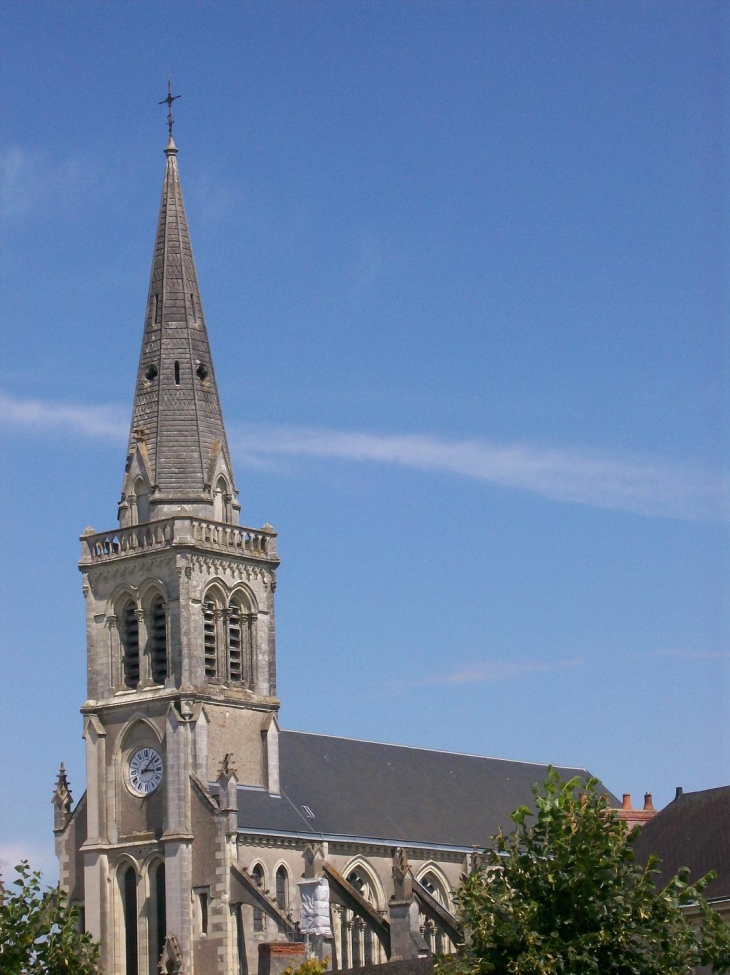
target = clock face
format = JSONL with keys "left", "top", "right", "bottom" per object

{"left": 128, "top": 746, "right": 163, "bottom": 796}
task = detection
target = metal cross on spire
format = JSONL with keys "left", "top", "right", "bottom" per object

{"left": 159, "top": 77, "right": 181, "bottom": 138}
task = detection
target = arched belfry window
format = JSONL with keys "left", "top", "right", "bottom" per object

{"left": 227, "top": 593, "right": 254, "bottom": 686}
{"left": 148, "top": 596, "right": 167, "bottom": 685}
{"left": 121, "top": 864, "right": 138, "bottom": 975}
{"left": 121, "top": 600, "right": 140, "bottom": 689}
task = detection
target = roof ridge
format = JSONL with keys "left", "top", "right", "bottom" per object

{"left": 280, "top": 727, "right": 589, "bottom": 772}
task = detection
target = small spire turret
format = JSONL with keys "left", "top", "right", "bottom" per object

{"left": 52, "top": 762, "right": 73, "bottom": 832}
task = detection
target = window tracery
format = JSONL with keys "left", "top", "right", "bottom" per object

{"left": 332, "top": 866, "right": 385, "bottom": 969}
{"left": 418, "top": 871, "right": 455, "bottom": 955}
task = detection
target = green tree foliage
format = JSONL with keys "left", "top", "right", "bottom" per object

{"left": 437, "top": 771, "right": 730, "bottom": 975}
{"left": 281, "top": 958, "right": 330, "bottom": 975}
{"left": 0, "top": 861, "right": 100, "bottom": 975}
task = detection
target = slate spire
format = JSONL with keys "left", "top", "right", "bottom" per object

{"left": 119, "top": 137, "right": 239, "bottom": 527}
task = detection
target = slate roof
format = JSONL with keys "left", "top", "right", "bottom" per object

{"left": 236, "top": 730, "right": 618, "bottom": 849}
{"left": 632, "top": 786, "right": 730, "bottom": 902}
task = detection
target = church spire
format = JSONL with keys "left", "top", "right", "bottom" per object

{"left": 119, "top": 132, "right": 239, "bottom": 527}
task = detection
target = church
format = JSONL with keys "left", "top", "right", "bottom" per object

{"left": 52, "top": 125, "right": 618, "bottom": 975}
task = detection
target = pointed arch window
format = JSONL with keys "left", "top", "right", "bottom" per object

{"left": 148, "top": 596, "right": 167, "bottom": 685}
{"left": 334, "top": 867, "right": 383, "bottom": 969}
{"left": 418, "top": 872, "right": 454, "bottom": 955}
{"left": 121, "top": 865, "right": 138, "bottom": 975}
{"left": 121, "top": 601, "right": 140, "bottom": 689}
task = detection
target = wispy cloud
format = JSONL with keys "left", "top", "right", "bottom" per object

{"left": 1, "top": 389, "right": 724, "bottom": 522}
{"left": 234, "top": 425, "right": 727, "bottom": 522}
{"left": 404, "top": 657, "right": 584, "bottom": 688}
{"left": 0, "top": 391, "right": 127, "bottom": 439}
{"left": 0, "top": 146, "right": 95, "bottom": 222}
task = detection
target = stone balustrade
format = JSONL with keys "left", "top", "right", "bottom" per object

{"left": 80, "top": 517, "right": 278, "bottom": 565}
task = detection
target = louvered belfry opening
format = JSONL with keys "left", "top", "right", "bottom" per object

{"left": 122, "top": 601, "right": 140, "bottom": 689}
{"left": 228, "top": 601, "right": 243, "bottom": 682}
{"left": 203, "top": 597, "right": 218, "bottom": 678}
{"left": 149, "top": 595, "right": 167, "bottom": 684}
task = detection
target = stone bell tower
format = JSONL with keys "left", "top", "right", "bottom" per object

{"left": 55, "top": 129, "right": 281, "bottom": 975}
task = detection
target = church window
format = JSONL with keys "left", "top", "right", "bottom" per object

{"left": 251, "top": 863, "right": 265, "bottom": 933}
{"left": 174, "top": 361, "right": 180, "bottom": 385}
{"left": 351, "top": 918, "right": 362, "bottom": 968}
{"left": 418, "top": 872, "right": 454, "bottom": 956}
{"left": 148, "top": 862, "right": 166, "bottom": 975}
{"left": 154, "top": 294, "right": 161, "bottom": 324}
{"left": 364, "top": 923, "right": 373, "bottom": 965}
{"left": 144, "top": 363, "right": 158, "bottom": 382}
{"left": 335, "top": 868, "right": 383, "bottom": 969}
{"left": 121, "top": 865, "right": 138, "bottom": 975}
{"left": 148, "top": 596, "right": 167, "bottom": 685}
{"left": 203, "top": 598, "right": 218, "bottom": 679}
{"left": 121, "top": 601, "right": 140, "bottom": 689}
{"left": 196, "top": 362, "right": 208, "bottom": 381}
{"left": 275, "top": 866, "right": 288, "bottom": 910}
{"left": 189, "top": 293, "right": 196, "bottom": 318}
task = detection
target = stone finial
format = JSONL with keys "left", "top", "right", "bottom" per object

{"left": 218, "top": 752, "right": 237, "bottom": 779}
{"left": 392, "top": 847, "right": 412, "bottom": 901}
{"left": 158, "top": 935, "right": 185, "bottom": 974}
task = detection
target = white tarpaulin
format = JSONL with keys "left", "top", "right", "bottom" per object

{"left": 298, "top": 878, "right": 332, "bottom": 936}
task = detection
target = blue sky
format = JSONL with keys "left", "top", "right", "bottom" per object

{"left": 0, "top": 1, "right": 727, "bottom": 880}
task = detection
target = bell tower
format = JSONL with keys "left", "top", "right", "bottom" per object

{"left": 66, "top": 128, "right": 281, "bottom": 975}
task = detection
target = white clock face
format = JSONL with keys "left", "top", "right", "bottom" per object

{"left": 128, "top": 746, "right": 163, "bottom": 796}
